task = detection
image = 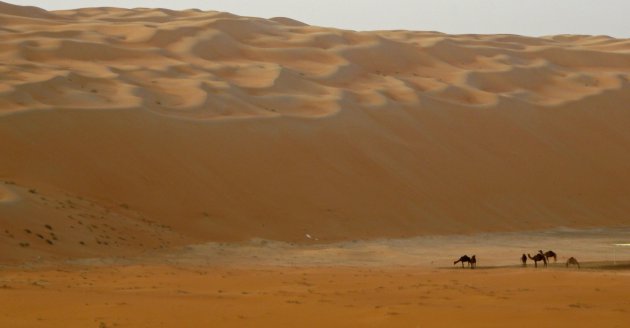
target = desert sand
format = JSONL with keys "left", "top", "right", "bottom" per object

{"left": 2, "top": 264, "right": 630, "bottom": 328}
{"left": 2, "top": 229, "right": 630, "bottom": 327}
{"left": 1, "top": 1, "right": 630, "bottom": 326}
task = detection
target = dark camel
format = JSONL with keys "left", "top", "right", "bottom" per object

{"left": 454, "top": 255, "right": 472, "bottom": 268}
{"left": 527, "top": 251, "right": 547, "bottom": 268}
{"left": 566, "top": 257, "right": 580, "bottom": 269}
{"left": 544, "top": 250, "right": 557, "bottom": 263}
{"left": 521, "top": 254, "right": 527, "bottom": 266}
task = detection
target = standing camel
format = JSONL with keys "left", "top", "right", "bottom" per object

{"left": 527, "top": 251, "right": 547, "bottom": 268}
{"left": 566, "top": 257, "right": 580, "bottom": 269}
{"left": 454, "top": 255, "right": 472, "bottom": 268}
{"left": 470, "top": 255, "right": 477, "bottom": 269}
{"left": 544, "top": 250, "right": 557, "bottom": 263}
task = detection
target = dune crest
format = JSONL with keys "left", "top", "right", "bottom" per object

{"left": 0, "top": 1, "right": 57, "bottom": 19}
{"left": 1, "top": 3, "right": 629, "bottom": 118}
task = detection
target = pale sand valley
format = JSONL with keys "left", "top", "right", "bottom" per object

{"left": 1, "top": 2, "right": 630, "bottom": 327}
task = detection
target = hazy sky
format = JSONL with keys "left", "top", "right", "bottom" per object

{"left": 11, "top": 0, "right": 630, "bottom": 37}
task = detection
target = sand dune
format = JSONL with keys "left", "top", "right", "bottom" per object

{"left": 2, "top": 2, "right": 629, "bottom": 117}
{"left": 2, "top": 2, "right": 630, "bottom": 261}
{"left": 0, "top": 181, "right": 186, "bottom": 263}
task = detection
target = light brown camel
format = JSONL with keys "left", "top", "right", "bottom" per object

{"left": 454, "top": 255, "right": 472, "bottom": 268}
{"left": 527, "top": 251, "right": 547, "bottom": 268}
{"left": 544, "top": 250, "right": 557, "bottom": 262}
{"left": 566, "top": 257, "right": 580, "bottom": 269}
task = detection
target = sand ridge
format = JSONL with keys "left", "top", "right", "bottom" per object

{"left": 0, "top": 181, "right": 188, "bottom": 263}
{"left": 1, "top": 2, "right": 629, "bottom": 118}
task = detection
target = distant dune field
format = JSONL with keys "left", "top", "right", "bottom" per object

{"left": 2, "top": 1, "right": 630, "bottom": 262}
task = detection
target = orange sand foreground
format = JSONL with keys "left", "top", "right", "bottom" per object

{"left": 2, "top": 265, "right": 630, "bottom": 328}
{"left": 2, "top": 2, "right": 630, "bottom": 326}
{"left": 2, "top": 230, "right": 630, "bottom": 327}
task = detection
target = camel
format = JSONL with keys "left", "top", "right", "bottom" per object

{"left": 527, "top": 251, "right": 547, "bottom": 268}
{"left": 544, "top": 250, "right": 557, "bottom": 263}
{"left": 521, "top": 254, "right": 527, "bottom": 266}
{"left": 566, "top": 257, "right": 580, "bottom": 269}
{"left": 454, "top": 255, "right": 472, "bottom": 268}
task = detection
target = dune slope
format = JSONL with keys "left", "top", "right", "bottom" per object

{"left": 2, "top": 2, "right": 630, "bottom": 259}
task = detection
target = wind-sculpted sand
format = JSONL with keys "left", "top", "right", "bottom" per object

{"left": 2, "top": 2, "right": 630, "bottom": 250}
{"left": 1, "top": 3, "right": 630, "bottom": 118}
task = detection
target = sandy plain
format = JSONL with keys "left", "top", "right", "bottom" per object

{"left": 2, "top": 265, "right": 630, "bottom": 328}
{"left": 2, "top": 228, "right": 630, "bottom": 327}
